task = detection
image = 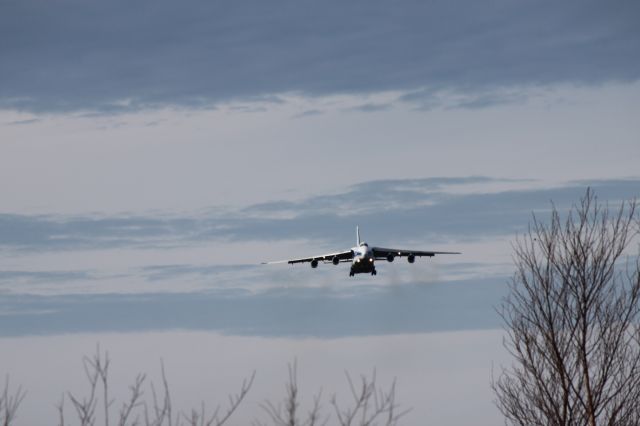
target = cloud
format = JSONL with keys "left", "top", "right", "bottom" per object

{"left": 1, "top": 0, "right": 638, "bottom": 113}
{"left": 0, "top": 277, "right": 507, "bottom": 337}
{"left": 451, "top": 92, "right": 527, "bottom": 110}
{"left": 292, "top": 109, "right": 323, "bottom": 119}
{"left": 347, "top": 103, "right": 391, "bottom": 113}
{"left": 5, "top": 118, "right": 41, "bottom": 125}
{"left": 2, "top": 177, "right": 637, "bottom": 337}
{"left": 139, "top": 263, "right": 256, "bottom": 282}
{"left": 399, "top": 88, "right": 530, "bottom": 110}
{"left": 0, "top": 212, "right": 191, "bottom": 250}
{"left": 1, "top": 177, "right": 638, "bottom": 251}
{"left": 0, "top": 270, "right": 92, "bottom": 286}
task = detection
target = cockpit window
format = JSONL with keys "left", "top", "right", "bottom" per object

{"left": 360, "top": 242, "right": 368, "bottom": 247}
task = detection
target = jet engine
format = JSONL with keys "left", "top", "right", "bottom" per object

{"left": 311, "top": 259, "right": 318, "bottom": 268}
{"left": 386, "top": 254, "right": 395, "bottom": 262}
{"left": 407, "top": 254, "right": 415, "bottom": 263}
{"left": 332, "top": 257, "right": 340, "bottom": 265}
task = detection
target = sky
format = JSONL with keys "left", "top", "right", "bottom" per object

{"left": 1, "top": 1, "right": 640, "bottom": 425}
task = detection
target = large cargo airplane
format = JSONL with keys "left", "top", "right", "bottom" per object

{"left": 263, "top": 226, "right": 460, "bottom": 276}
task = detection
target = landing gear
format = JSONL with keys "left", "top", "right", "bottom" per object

{"left": 350, "top": 269, "right": 376, "bottom": 276}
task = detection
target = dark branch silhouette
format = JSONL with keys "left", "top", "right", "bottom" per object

{"left": 55, "top": 348, "right": 254, "bottom": 426}
{"left": 331, "top": 370, "right": 409, "bottom": 426}
{"left": 1, "top": 376, "right": 26, "bottom": 426}
{"left": 182, "top": 371, "right": 254, "bottom": 426}
{"left": 493, "top": 189, "right": 640, "bottom": 425}
{"left": 258, "top": 360, "right": 327, "bottom": 426}
{"left": 258, "top": 361, "right": 409, "bottom": 426}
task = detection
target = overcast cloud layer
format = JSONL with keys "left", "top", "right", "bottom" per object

{"left": 2, "top": 4, "right": 639, "bottom": 424}
{"left": 1, "top": 178, "right": 638, "bottom": 337}
{"left": 1, "top": 0, "right": 639, "bottom": 113}
{"left": 1, "top": 177, "right": 637, "bottom": 252}
{"left": 0, "top": 278, "right": 505, "bottom": 337}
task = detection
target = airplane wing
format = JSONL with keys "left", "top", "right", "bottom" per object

{"left": 372, "top": 247, "right": 461, "bottom": 259}
{"left": 262, "top": 250, "right": 354, "bottom": 265}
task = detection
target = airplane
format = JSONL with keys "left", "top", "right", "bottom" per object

{"left": 263, "top": 226, "right": 460, "bottom": 276}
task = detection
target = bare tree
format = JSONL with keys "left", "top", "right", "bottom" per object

{"left": 143, "top": 361, "right": 175, "bottom": 426}
{"left": 118, "top": 374, "right": 145, "bottom": 426}
{"left": 59, "top": 348, "right": 254, "bottom": 426}
{"left": 258, "top": 360, "right": 327, "bottom": 426}
{"left": 330, "top": 370, "right": 408, "bottom": 426}
{"left": 493, "top": 189, "right": 640, "bottom": 426}
{"left": 181, "top": 371, "right": 254, "bottom": 426}
{"left": 258, "top": 362, "right": 409, "bottom": 426}
{"left": 67, "top": 349, "right": 100, "bottom": 426}
{"left": 1, "top": 376, "right": 26, "bottom": 426}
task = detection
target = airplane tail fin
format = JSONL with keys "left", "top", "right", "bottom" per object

{"left": 356, "top": 226, "right": 361, "bottom": 246}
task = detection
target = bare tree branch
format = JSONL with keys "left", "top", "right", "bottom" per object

{"left": 57, "top": 394, "right": 66, "bottom": 426}
{"left": 5, "top": 349, "right": 407, "bottom": 426}
{"left": 144, "top": 361, "right": 173, "bottom": 426}
{"left": 493, "top": 189, "right": 640, "bottom": 426}
{"left": 68, "top": 352, "right": 100, "bottom": 426}
{"left": 331, "top": 370, "right": 409, "bottom": 426}
{"left": 260, "top": 361, "right": 302, "bottom": 426}
{"left": 0, "top": 376, "right": 26, "bottom": 426}
{"left": 260, "top": 361, "right": 407, "bottom": 426}
{"left": 84, "top": 345, "right": 114, "bottom": 426}
{"left": 182, "top": 370, "right": 255, "bottom": 426}
{"left": 118, "top": 374, "right": 145, "bottom": 426}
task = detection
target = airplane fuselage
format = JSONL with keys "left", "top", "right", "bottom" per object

{"left": 350, "top": 243, "right": 376, "bottom": 276}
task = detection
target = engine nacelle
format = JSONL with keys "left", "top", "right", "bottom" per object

{"left": 386, "top": 254, "right": 395, "bottom": 262}
{"left": 311, "top": 259, "right": 319, "bottom": 268}
{"left": 407, "top": 254, "right": 415, "bottom": 263}
{"left": 332, "top": 256, "right": 340, "bottom": 265}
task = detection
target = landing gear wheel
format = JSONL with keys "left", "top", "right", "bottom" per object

{"left": 349, "top": 271, "right": 355, "bottom": 277}
{"left": 371, "top": 270, "right": 377, "bottom": 276}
